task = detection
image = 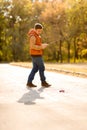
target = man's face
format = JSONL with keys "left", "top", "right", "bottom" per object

{"left": 36, "top": 29, "right": 43, "bottom": 35}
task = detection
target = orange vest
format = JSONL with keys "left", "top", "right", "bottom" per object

{"left": 28, "top": 29, "right": 43, "bottom": 56}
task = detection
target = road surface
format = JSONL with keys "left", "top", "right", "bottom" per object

{"left": 0, "top": 64, "right": 87, "bottom": 130}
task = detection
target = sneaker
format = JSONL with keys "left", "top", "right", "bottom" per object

{"left": 41, "top": 81, "right": 51, "bottom": 87}
{"left": 26, "top": 82, "right": 37, "bottom": 88}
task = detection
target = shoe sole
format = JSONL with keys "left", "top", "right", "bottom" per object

{"left": 42, "top": 85, "right": 51, "bottom": 87}
{"left": 26, "top": 85, "right": 37, "bottom": 88}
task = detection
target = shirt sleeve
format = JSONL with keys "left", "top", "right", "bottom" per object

{"left": 30, "top": 36, "right": 42, "bottom": 50}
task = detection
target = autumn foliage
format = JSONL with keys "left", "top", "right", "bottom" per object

{"left": 0, "top": 0, "right": 87, "bottom": 63}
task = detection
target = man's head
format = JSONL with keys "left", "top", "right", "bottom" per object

{"left": 34, "top": 23, "right": 43, "bottom": 35}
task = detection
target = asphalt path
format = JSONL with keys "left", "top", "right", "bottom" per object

{"left": 0, "top": 64, "right": 87, "bottom": 130}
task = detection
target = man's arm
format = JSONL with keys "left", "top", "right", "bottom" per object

{"left": 30, "top": 36, "right": 42, "bottom": 50}
{"left": 30, "top": 36, "right": 49, "bottom": 50}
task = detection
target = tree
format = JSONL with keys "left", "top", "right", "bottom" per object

{"left": 0, "top": 0, "right": 13, "bottom": 62}
{"left": 5, "top": 0, "right": 33, "bottom": 61}
{"left": 64, "top": 0, "right": 87, "bottom": 62}
{"left": 40, "top": 1, "right": 67, "bottom": 62}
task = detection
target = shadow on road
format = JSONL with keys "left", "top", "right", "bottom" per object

{"left": 18, "top": 87, "right": 45, "bottom": 105}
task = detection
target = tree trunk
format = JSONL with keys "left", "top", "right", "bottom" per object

{"left": 74, "top": 38, "right": 76, "bottom": 63}
{"left": 67, "top": 41, "right": 70, "bottom": 63}
{"left": 59, "top": 40, "right": 62, "bottom": 63}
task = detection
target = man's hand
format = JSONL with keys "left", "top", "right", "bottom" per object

{"left": 42, "top": 43, "right": 49, "bottom": 49}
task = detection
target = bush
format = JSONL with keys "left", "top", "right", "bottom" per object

{"left": 81, "top": 49, "right": 87, "bottom": 59}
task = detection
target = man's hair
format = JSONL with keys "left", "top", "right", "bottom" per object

{"left": 34, "top": 23, "right": 43, "bottom": 29}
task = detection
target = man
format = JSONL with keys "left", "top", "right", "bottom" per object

{"left": 27, "top": 23, "right": 51, "bottom": 88}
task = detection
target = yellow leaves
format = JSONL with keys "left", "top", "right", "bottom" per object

{"left": 40, "top": 2, "right": 65, "bottom": 22}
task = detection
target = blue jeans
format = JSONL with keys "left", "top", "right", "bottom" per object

{"left": 27, "top": 56, "right": 46, "bottom": 83}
